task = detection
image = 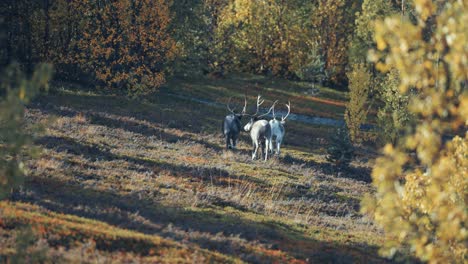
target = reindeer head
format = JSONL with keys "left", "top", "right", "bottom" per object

{"left": 280, "top": 101, "right": 290, "bottom": 125}
{"left": 227, "top": 96, "right": 247, "bottom": 120}
{"left": 270, "top": 100, "right": 290, "bottom": 128}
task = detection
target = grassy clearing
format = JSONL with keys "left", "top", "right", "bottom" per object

{"left": 1, "top": 75, "right": 388, "bottom": 263}
{"left": 0, "top": 201, "right": 236, "bottom": 263}
{"left": 165, "top": 73, "right": 348, "bottom": 120}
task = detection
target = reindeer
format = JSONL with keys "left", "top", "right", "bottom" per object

{"left": 222, "top": 97, "right": 247, "bottom": 150}
{"left": 269, "top": 101, "right": 290, "bottom": 155}
{"left": 243, "top": 96, "right": 274, "bottom": 161}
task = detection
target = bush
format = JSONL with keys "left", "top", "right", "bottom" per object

{"left": 344, "top": 63, "right": 372, "bottom": 143}
{"left": 376, "top": 68, "right": 412, "bottom": 145}
{"left": 10, "top": 226, "right": 50, "bottom": 264}
{"left": 363, "top": 0, "right": 468, "bottom": 262}
{"left": 326, "top": 126, "right": 354, "bottom": 168}
{"left": 295, "top": 44, "right": 327, "bottom": 85}
{"left": 0, "top": 63, "right": 52, "bottom": 199}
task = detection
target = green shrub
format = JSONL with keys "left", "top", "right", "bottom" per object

{"left": 295, "top": 44, "right": 327, "bottom": 84}
{"left": 326, "top": 126, "right": 354, "bottom": 168}
{"left": 10, "top": 226, "right": 50, "bottom": 264}
{"left": 376, "top": 68, "right": 412, "bottom": 145}
{"left": 0, "top": 63, "right": 52, "bottom": 199}
{"left": 344, "top": 63, "right": 372, "bottom": 143}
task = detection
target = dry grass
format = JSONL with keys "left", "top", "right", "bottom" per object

{"left": 0, "top": 201, "right": 238, "bottom": 263}
{"left": 1, "top": 76, "right": 389, "bottom": 263}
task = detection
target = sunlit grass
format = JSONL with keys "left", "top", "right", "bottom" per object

{"left": 166, "top": 74, "right": 347, "bottom": 119}
{"left": 0, "top": 201, "right": 239, "bottom": 263}
{"left": 2, "top": 76, "right": 387, "bottom": 262}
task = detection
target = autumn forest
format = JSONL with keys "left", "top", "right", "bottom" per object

{"left": 0, "top": 0, "right": 467, "bottom": 263}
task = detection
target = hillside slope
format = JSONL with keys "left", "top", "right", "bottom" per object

{"left": 1, "top": 75, "right": 387, "bottom": 263}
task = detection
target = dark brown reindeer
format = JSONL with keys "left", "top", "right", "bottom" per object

{"left": 222, "top": 97, "right": 247, "bottom": 150}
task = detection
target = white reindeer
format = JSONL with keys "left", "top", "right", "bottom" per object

{"left": 243, "top": 95, "right": 274, "bottom": 161}
{"left": 269, "top": 101, "right": 290, "bottom": 155}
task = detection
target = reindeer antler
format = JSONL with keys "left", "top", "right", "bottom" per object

{"left": 281, "top": 101, "right": 291, "bottom": 122}
{"left": 241, "top": 96, "right": 247, "bottom": 115}
{"left": 226, "top": 97, "right": 236, "bottom": 114}
{"left": 271, "top": 100, "right": 279, "bottom": 119}
{"left": 227, "top": 96, "right": 248, "bottom": 115}
{"left": 258, "top": 100, "right": 277, "bottom": 118}
{"left": 249, "top": 95, "right": 265, "bottom": 116}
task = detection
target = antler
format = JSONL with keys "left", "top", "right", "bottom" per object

{"left": 241, "top": 96, "right": 247, "bottom": 115}
{"left": 250, "top": 95, "right": 265, "bottom": 116}
{"left": 281, "top": 101, "right": 291, "bottom": 122}
{"left": 226, "top": 97, "right": 236, "bottom": 114}
{"left": 258, "top": 100, "right": 277, "bottom": 118}
{"left": 227, "top": 96, "right": 248, "bottom": 115}
{"left": 271, "top": 100, "right": 278, "bottom": 119}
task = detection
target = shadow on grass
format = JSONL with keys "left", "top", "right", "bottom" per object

{"left": 15, "top": 174, "right": 387, "bottom": 263}
{"left": 281, "top": 154, "right": 372, "bottom": 183}
{"left": 30, "top": 91, "right": 327, "bottom": 153}
{"left": 35, "top": 135, "right": 268, "bottom": 189}
{"left": 87, "top": 112, "right": 226, "bottom": 153}
{"left": 31, "top": 94, "right": 227, "bottom": 152}
{"left": 32, "top": 93, "right": 218, "bottom": 133}
{"left": 20, "top": 89, "right": 394, "bottom": 262}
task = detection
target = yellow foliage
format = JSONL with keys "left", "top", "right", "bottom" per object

{"left": 218, "top": 0, "right": 313, "bottom": 77}
{"left": 364, "top": 0, "right": 468, "bottom": 262}
{"left": 345, "top": 63, "right": 372, "bottom": 142}
{"left": 312, "top": 0, "right": 358, "bottom": 85}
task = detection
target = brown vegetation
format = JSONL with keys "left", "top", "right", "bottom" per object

{"left": 1, "top": 78, "right": 387, "bottom": 262}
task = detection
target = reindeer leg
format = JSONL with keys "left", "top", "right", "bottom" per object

{"left": 260, "top": 141, "right": 265, "bottom": 160}
{"left": 277, "top": 136, "right": 282, "bottom": 155}
{"left": 226, "top": 135, "right": 231, "bottom": 149}
{"left": 269, "top": 138, "right": 274, "bottom": 155}
{"left": 252, "top": 141, "right": 258, "bottom": 160}
{"left": 232, "top": 134, "right": 238, "bottom": 149}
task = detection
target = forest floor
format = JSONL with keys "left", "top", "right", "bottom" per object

{"left": 0, "top": 74, "right": 388, "bottom": 263}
